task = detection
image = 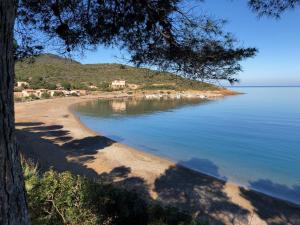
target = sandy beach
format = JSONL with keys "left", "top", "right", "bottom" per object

{"left": 15, "top": 93, "right": 300, "bottom": 225}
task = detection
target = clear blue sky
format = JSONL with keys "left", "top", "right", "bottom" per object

{"left": 73, "top": 0, "right": 300, "bottom": 86}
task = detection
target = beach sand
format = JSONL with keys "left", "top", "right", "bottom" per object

{"left": 15, "top": 94, "right": 300, "bottom": 225}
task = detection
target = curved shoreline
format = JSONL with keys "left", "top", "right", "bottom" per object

{"left": 70, "top": 97, "right": 300, "bottom": 206}
{"left": 15, "top": 94, "right": 300, "bottom": 225}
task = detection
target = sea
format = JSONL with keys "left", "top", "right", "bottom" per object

{"left": 74, "top": 87, "right": 300, "bottom": 205}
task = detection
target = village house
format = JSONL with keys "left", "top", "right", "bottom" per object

{"left": 16, "top": 81, "right": 29, "bottom": 88}
{"left": 21, "top": 89, "right": 37, "bottom": 97}
{"left": 111, "top": 80, "right": 126, "bottom": 89}
{"left": 14, "top": 92, "right": 23, "bottom": 98}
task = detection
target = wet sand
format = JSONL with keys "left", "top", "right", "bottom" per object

{"left": 15, "top": 94, "right": 300, "bottom": 225}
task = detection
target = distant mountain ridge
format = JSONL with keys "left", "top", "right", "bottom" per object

{"left": 15, "top": 53, "right": 219, "bottom": 91}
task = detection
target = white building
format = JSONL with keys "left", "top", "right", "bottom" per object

{"left": 111, "top": 80, "right": 126, "bottom": 89}
{"left": 16, "top": 81, "right": 29, "bottom": 88}
{"left": 21, "top": 89, "right": 36, "bottom": 97}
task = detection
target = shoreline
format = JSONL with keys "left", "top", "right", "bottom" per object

{"left": 15, "top": 92, "right": 300, "bottom": 225}
{"left": 71, "top": 99, "right": 300, "bottom": 207}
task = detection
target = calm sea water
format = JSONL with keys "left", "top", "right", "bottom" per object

{"left": 74, "top": 87, "right": 300, "bottom": 204}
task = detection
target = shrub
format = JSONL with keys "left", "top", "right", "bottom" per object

{"left": 53, "top": 91, "right": 65, "bottom": 97}
{"left": 23, "top": 162, "right": 99, "bottom": 225}
{"left": 14, "top": 86, "right": 24, "bottom": 92}
{"left": 14, "top": 97, "right": 23, "bottom": 102}
{"left": 41, "top": 92, "right": 51, "bottom": 99}
{"left": 44, "top": 83, "right": 57, "bottom": 90}
{"left": 61, "top": 81, "right": 72, "bottom": 90}
{"left": 29, "top": 94, "right": 39, "bottom": 100}
{"left": 70, "top": 92, "right": 79, "bottom": 96}
{"left": 72, "top": 82, "right": 88, "bottom": 90}
{"left": 97, "top": 82, "right": 113, "bottom": 91}
{"left": 22, "top": 159, "right": 204, "bottom": 225}
{"left": 142, "top": 85, "right": 176, "bottom": 90}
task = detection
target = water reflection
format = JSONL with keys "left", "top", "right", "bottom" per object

{"left": 74, "top": 97, "right": 209, "bottom": 118}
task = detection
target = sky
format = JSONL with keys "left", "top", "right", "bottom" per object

{"left": 73, "top": 0, "right": 300, "bottom": 86}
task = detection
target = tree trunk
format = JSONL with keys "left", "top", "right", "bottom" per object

{"left": 0, "top": 1, "right": 31, "bottom": 225}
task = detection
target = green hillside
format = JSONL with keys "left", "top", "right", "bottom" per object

{"left": 15, "top": 54, "right": 219, "bottom": 91}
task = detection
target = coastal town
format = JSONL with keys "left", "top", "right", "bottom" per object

{"left": 14, "top": 79, "right": 127, "bottom": 99}
{"left": 14, "top": 79, "right": 229, "bottom": 102}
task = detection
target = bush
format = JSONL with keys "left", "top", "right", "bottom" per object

{"left": 44, "top": 83, "right": 57, "bottom": 90}
{"left": 61, "top": 81, "right": 72, "bottom": 90}
{"left": 29, "top": 94, "right": 39, "bottom": 100}
{"left": 14, "top": 86, "right": 24, "bottom": 92}
{"left": 15, "top": 97, "right": 24, "bottom": 102}
{"left": 23, "top": 161, "right": 99, "bottom": 225}
{"left": 70, "top": 92, "right": 79, "bottom": 96}
{"left": 41, "top": 92, "right": 51, "bottom": 99}
{"left": 72, "top": 82, "right": 88, "bottom": 90}
{"left": 22, "top": 159, "right": 204, "bottom": 225}
{"left": 53, "top": 91, "right": 65, "bottom": 97}
{"left": 142, "top": 85, "right": 176, "bottom": 90}
{"left": 97, "top": 82, "right": 111, "bottom": 91}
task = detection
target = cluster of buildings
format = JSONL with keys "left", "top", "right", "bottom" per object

{"left": 15, "top": 88, "right": 88, "bottom": 99}
{"left": 14, "top": 80, "right": 127, "bottom": 99}
{"left": 21, "top": 89, "right": 87, "bottom": 98}
{"left": 14, "top": 81, "right": 88, "bottom": 99}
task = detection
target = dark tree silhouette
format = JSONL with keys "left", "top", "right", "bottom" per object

{"left": 0, "top": 1, "right": 257, "bottom": 225}
{"left": 249, "top": 0, "right": 300, "bottom": 17}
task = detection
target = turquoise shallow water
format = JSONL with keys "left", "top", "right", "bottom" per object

{"left": 74, "top": 87, "right": 300, "bottom": 204}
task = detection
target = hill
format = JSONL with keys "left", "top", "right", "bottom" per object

{"left": 15, "top": 54, "right": 219, "bottom": 91}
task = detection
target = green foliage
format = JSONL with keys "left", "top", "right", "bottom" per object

{"left": 70, "top": 92, "right": 79, "bottom": 96}
{"left": 22, "top": 159, "right": 204, "bottom": 225}
{"left": 28, "top": 94, "right": 39, "bottom": 100}
{"left": 28, "top": 76, "right": 57, "bottom": 90}
{"left": 41, "top": 92, "right": 50, "bottom": 99}
{"left": 14, "top": 86, "right": 24, "bottom": 92}
{"left": 142, "top": 85, "right": 176, "bottom": 90}
{"left": 45, "top": 83, "right": 57, "bottom": 90}
{"left": 53, "top": 91, "right": 65, "bottom": 97}
{"left": 14, "top": 97, "right": 24, "bottom": 102}
{"left": 97, "top": 82, "right": 110, "bottom": 91}
{"left": 71, "top": 82, "right": 87, "bottom": 90}
{"left": 61, "top": 81, "right": 72, "bottom": 90}
{"left": 248, "top": 0, "right": 300, "bottom": 18}
{"left": 18, "top": 1, "right": 255, "bottom": 83}
{"left": 27, "top": 170, "right": 99, "bottom": 225}
{"left": 15, "top": 54, "right": 220, "bottom": 91}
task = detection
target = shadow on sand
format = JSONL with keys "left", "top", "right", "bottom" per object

{"left": 16, "top": 122, "right": 300, "bottom": 225}
{"left": 240, "top": 180, "right": 300, "bottom": 225}
{"left": 16, "top": 122, "right": 114, "bottom": 177}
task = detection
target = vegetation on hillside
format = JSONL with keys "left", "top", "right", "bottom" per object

{"left": 15, "top": 54, "right": 219, "bottom": 91}
{"left": 22, "top": 158, "right": 205, "bottom": 225}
